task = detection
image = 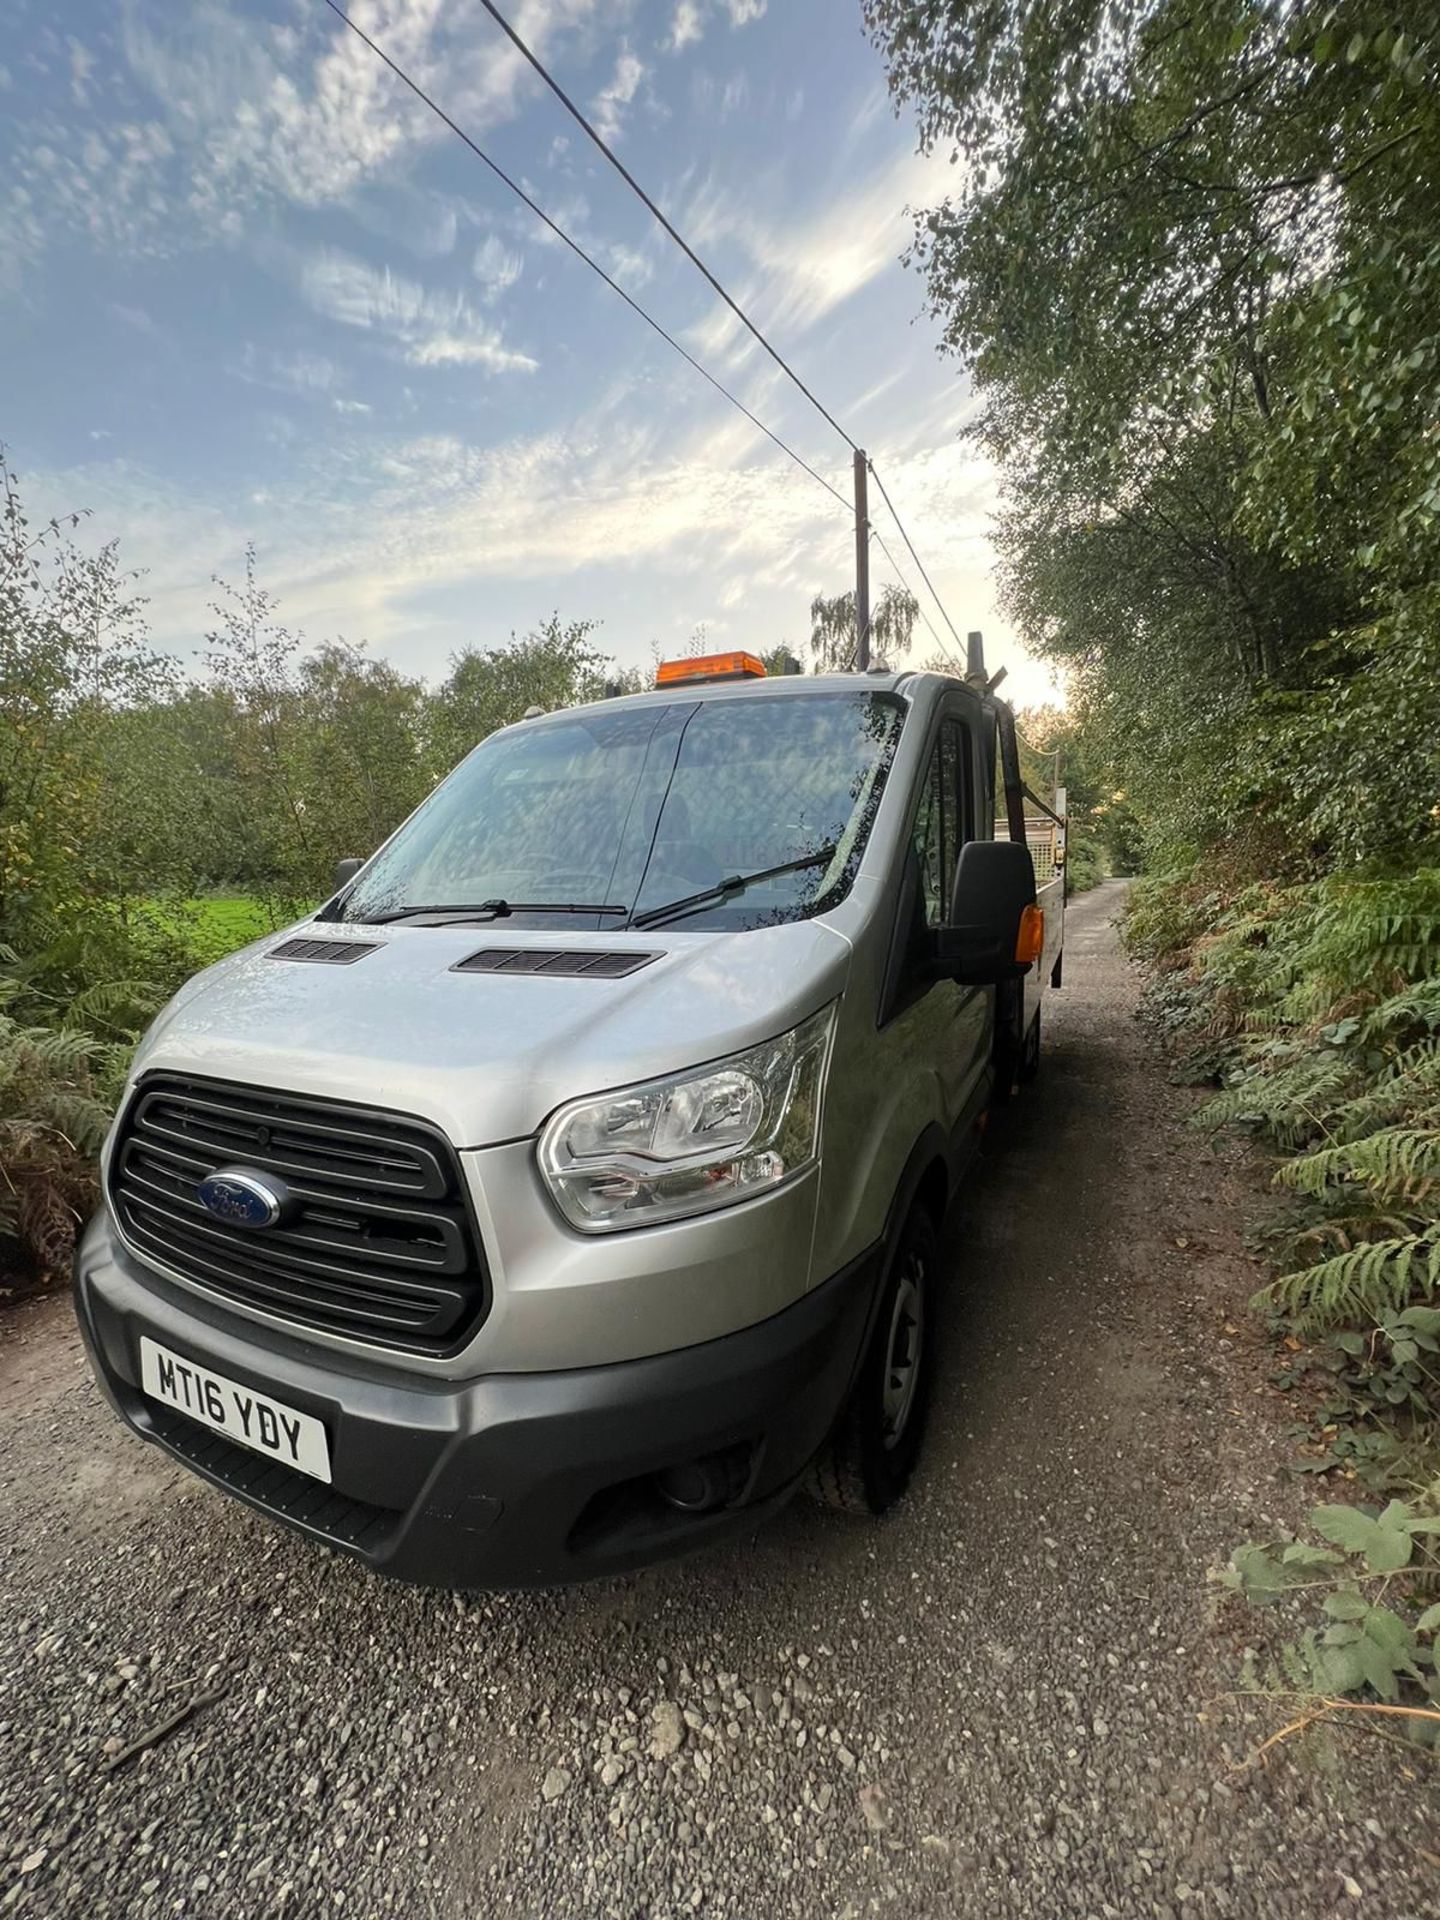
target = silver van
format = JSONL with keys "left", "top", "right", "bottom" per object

{"left": 74, "top": 652, "right": 1063, "bottom": 1587}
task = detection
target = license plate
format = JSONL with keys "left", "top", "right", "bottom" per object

{"left": 140, "top": 1337, "right": 331, "bottom": 1483}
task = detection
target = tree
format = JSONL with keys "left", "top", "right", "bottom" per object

{"left": 866, "top": 1, "right": 1440, "bottom": 868}
{"left": 809, "top": 583, "right": 920, "bottom": 670}
{"left": 292, "top": 644, "right": 428, "bottom": 867}
{"left": 0, "top": 451, "right": 184, "bottom": 1010}
{"left": 424, "top": 615, "right": 608, "bottom": 780}
{"left": 1015, "top": 704, "right": 1142, "bottom": 876}
{"left": 202, "top": 548, "right": 320, "bottom": 905}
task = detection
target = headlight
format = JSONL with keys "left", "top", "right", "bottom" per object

{"left": 538, "top": 1004, "right": 835, "bottom": 1232}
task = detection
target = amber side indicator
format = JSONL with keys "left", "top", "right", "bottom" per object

{"left": 1015, "top": 904, "right": 1045, "bottom": 965}
{"left": 655, "top": 651, "right": 768, "bottom": 686}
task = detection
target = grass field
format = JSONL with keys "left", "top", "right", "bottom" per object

{"left": 145, "top": 894, "right": 282, "bottom": 965}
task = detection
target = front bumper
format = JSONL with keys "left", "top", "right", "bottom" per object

{"left": 73, "top": 1211, "right": 880, "bottom": 1588}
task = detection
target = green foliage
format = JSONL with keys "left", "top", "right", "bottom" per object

{"left": 0, "top": 456, "right": 652, "bottom": 1291}
{"left": 1015, "top": 703, "right": 1141, "bottom": 878}
{"left": 0, "top": 959, "right": 127, "bottom": 1291}
{"left": 1268, "top": 1238, "right": 1440, "bottom": 1335}
{"left": 1326, "top": 1309, "right": 1440, "bottom": 1422}
{"left": 809, "top": 584, "right": 918, "bottom": 671}
{"left": 1137, "top": 867, "right": 1440, "bottom": 1330}
{"left": 1136, "top": 861, "right": 1440, "bottom": 1720}
{"left": 1197, "top": 1053, "right": 1356, "bottom": 1152}
{"left": 423, "top": 615, "right": 613, "bottom": 786}
{"left": 867, "top": 0, "right": 1440, "bottom": 871}
{"left": 0, "top": 451, "right": 181, "bottom": 958}
{"left": 1064, "top": 841, "right": 1103, "bottom": 895}
{"left": 1224, "top": 1496, "right": 1440, "bottom": 1731}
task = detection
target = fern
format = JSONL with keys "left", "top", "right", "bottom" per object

{"left": 1148, "top": 866, "right": 1440, "bottom": 1348}
{"left": 1281, "top": 1208, "right": 1416, "bottom": 1260}
{"left": 1280, "top": 871, "right": 1440, "bottom": 1021}
{"left": 67, "top": 975, "right": 164, "bottom": 1038}
{"left": 1322, "top": 1041, "right": 1440, "bottom": 1144}
{"left": 20, "top": 1024, "right": 107, "bottom": 1071}
{"left": 1279, "top": 1126, "right": 1440, "bottom": 1203}
{"left": 30, "top": 1087, "right": 116, "bottom": 1156}
{"left": 0, "top": 1001, "right": 124, "bottom": 1285}
{"left": 1259, "top": 1235, "right": 1440, "bottom": 1330}
{"left": 1197, "top": 1053, "right": 1356, "bottom": 1148}
{"left": 1362, "top": 978, "right": 1440, "bottom": 1043}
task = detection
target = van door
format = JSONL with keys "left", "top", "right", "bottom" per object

{"left": 886, "top": 701, "right": 991, "bottom": 1139}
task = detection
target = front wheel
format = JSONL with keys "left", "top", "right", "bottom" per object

{"left": 807, "top": 1203, "right": 939, "bottom": 1514}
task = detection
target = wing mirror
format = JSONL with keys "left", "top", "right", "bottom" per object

{"left": 333, "top": 856, "right": 364, "bottom": 892}
{"left": 936, "top": 840, "right": 1041, "bottom": 985}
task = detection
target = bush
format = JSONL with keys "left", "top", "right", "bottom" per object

{"left": 1064, "top": 840, "right": 1104, "bottom": 894}
{"left": 1130, "top": 865, "right": 1440, "bottom": 1733}
{"left": 0, "top": 961, "right": 126, "bottom": 1296}
{"left": 1130, "top": 865, "right": 1440, "bottom": 1335}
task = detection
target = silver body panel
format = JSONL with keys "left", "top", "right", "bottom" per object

{"left": 103, "top": 672, "right": 1056, "bottom": 1378}
{"left": 123, "top": 917, "right": 852, "bottom": 1149}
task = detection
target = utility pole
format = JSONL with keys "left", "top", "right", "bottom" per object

{"left": 853, "top": 449, "right": 871, "bottom": 671}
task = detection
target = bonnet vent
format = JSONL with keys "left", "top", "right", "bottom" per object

{"left": 269, "top": 937, "right": 382, "bottom": 965}
{"left": 453, "top": 948, "right": 660, "bottom": 979}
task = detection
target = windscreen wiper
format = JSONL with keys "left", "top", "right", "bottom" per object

{"left": 358, "top": 900, "right": 627, "bottom": 926}
{"left": 628, "top": 846, "right": 839, "bottom": 931}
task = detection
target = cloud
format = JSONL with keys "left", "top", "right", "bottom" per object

{"left": 683, "top": 145, "right": 939, "bottom": 360}
{"left": 604, "top": 242, "right": 653, "bottom": 288}
{"left": 665, "top": 0, "right": 765, "bottom": 50}
{"left": 68, "top": 37, "right": 96, "bottom": 104}
{"left": 2, "top": 117, "right": 177, "bottom": 280}
{"left": 227, "top": 346, "right": 365, "bottom": 401}
{"left": 108, "top": 302, "right": 166, "bottom": 339}
{"left": 668, "top": 2, "right": 704, "bottom": 52}
{"left": 591, "top": 49, "right": 645, "bottom": 141}
{"left": 300, "top": 248, "right": 538, "bottom": 373}
{"left": 348, "top": 184, "right": 461, "bottom": 260}
{"left": 4, "top": 0, "right": 605, "bottom": 277}
{"left": 473, "top": 234, "right": 525, "bottom": 302}
{"left": 20, "top": 371, "right": 1035, "bottom": 692}
{"left": 333, "top": 398, "right": 373, "bottom": 416}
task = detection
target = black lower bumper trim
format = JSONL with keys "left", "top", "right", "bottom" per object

{"left": 146, "top": 1405, "right": 399, "bottom": 1552}
{"left": 74, "top": 1212, "right": 882, "bottom": 1589}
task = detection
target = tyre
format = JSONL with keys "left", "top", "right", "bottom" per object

{"left": 808, "top": 1202, "right": 939, "bottom": 1514}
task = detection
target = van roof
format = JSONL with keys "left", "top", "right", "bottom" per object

{"left": 516, "top": 667, "right": 973, "bottom": 731}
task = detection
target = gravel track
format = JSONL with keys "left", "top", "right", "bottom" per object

{"left": 1, "top": 882, "right": 1434, "bottom": 1919}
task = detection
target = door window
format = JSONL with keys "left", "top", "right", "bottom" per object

{"left": 912, "top": 748, "right": 946, "bottom": 928}
{"left": 910, "top": 719, "right": 974, "bottom": 930}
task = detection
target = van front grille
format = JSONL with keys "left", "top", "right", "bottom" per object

{"left": 109, "top": 1075, "right": 488, "bottom": 1354}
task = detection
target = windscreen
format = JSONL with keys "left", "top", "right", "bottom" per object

{"left": 338, "top": 690, "right": 906, "bottom": 932}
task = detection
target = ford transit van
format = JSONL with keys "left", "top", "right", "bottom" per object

{"left": 74, "top": 651, "right": 1063, "bottom": 1587}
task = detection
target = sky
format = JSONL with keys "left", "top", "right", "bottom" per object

{"left": 0, "top": 0, "right": 1053, "bottom": 700}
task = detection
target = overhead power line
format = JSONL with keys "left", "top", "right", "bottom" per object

{"left": 462, "top": 1, "right": 973, "bottom": 662}
{"left": 869, "top": 526, "right": 958, "bottom": 667}
{"left": 473, "top": 0, "right": 859, "bottom": 454}
{"left": 319, "top": 0, "right": 850, "bottom": 513}
{"left": 866, "top": 460, "right": 968, "bottom": 659}
{"left": 322, "top": 0, "right": 977, "bottom": 674}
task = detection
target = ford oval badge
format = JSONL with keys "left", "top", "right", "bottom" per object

{"left": 197, "top": 1168, "right": 287, "bottom": 1230}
